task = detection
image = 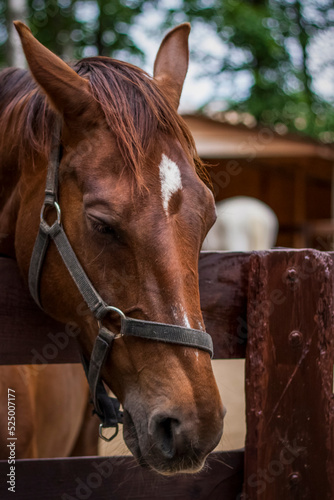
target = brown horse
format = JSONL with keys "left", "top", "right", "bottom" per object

{"left": 0, "top": 364, "right": 98, "bottom": 458}
{"left": 0, "top": 21, "right": 224, "bottom": 474}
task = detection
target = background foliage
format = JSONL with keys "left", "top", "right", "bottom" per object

{"left": 1, "top": 0, "right": 334, "bottom": 141}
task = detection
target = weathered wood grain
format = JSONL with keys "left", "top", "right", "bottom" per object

{"left": 0, "top": 257, "right": 81, "bottom": 365}
{"left": 199, "top": 251, "right": 250, "bottom": 358}
{"left": 0, "top": 451, "right": 244, "bottom": 500}
{"left": 2, "top": 249, "right": 334, "bottom": 499}
{"left": 244, "top": 249, "right": 334, "bottom": 500}
{"left": 0, "top": 253, "right": 250, "bottom": 364}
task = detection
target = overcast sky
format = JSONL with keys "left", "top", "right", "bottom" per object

{"left": 130, "top": 9, "right": 252, "bottom": 113}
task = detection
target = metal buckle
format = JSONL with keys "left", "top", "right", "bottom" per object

{"left": 98, "top": 306, "right": 126, "bottom": 340}
{"left": 40, "top": 201, "right": 61, "bottom": 225}
{"left": 99, "top": 423, "right": 119, "bottom": 442}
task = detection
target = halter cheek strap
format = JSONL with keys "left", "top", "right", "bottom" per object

{"left": 28, "top": 126, "right": 214, "bottom": 441}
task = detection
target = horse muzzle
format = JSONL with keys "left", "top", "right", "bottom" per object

{"left": 123, "top": 402, "right": 225, "bottom": 475}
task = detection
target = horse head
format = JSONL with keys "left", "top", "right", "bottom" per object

{"left": 13, "top": 21, "right": 225, "bottom": 475}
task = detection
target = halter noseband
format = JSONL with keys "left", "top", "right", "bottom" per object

{"left": 28, "top": 126, "right": 213, "bottom": 441}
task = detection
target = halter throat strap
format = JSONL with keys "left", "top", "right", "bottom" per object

{"left": 28, "top": 127, "right": 214, "bottom": 441}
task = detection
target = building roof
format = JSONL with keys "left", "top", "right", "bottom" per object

{"left": 182, "top": 114, "right": 334, "bottom": 161}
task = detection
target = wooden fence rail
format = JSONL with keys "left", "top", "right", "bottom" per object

{"left": 0, "top": 252, "right": 250, "bottom": 364}
{"left": 0, "top": 250, "right": 333, "bottom": 499}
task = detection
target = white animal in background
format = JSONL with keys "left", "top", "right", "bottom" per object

{"left": 202, "top": 196, "right": 279, "bottom": 251}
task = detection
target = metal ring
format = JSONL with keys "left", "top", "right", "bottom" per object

{"left": 99, "top": 423, "right": 119, "bottom": 442}
{"left": 98, "top": 306, "right": 126, "bottom": 339}
{"left": 40, "top": 201, "right": 61, "bottom": 225}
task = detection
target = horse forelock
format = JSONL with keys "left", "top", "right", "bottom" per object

{"left": 0, "top": 59, "right": 210, "bottom": 188}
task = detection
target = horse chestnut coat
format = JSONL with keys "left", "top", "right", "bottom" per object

{"left": 0, "top": 21, "right": 224, "bottom": 475}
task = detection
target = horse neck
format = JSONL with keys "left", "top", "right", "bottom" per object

{"left": 0, "top": 146, "right": 46, "bottom": 258}
{"left": 0, "top": 185, "right": 21, "bottom": 257}
{"left": 0, "top": 119, "right": 22, "bottom": 257}
{"left": 0, "top": 131, "right": 20, "bottom": 214}
{"left": 0, "top": 69, "right": 39, "bottom": 257}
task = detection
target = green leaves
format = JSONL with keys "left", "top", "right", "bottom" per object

{"left": 158, "top": 0, "right": 334, "bottom": 140}
{"left": 3, "top": 0, "right": 147, "bottom": 65}
{"left": 2, "top": 0, "right": 334, "bottom": 141}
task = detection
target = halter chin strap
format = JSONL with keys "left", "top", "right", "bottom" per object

{"left": 28, "top": 126, "right": 214, "bottom": 441}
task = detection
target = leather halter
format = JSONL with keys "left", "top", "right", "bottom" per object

{"left": 28, "top": 126, "right": 213, "bottom": 441}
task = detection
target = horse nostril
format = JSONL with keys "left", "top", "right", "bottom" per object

{"left": 151, "top": 415, "right": 181, "bottom": 459}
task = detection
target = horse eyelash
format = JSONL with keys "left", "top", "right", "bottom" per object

{"left": 91, "top": 220, "right": 116, "bottom": 236}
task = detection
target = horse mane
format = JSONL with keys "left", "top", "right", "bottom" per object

{"left": 0, "top": 58, "right": 209, "bottom": 186}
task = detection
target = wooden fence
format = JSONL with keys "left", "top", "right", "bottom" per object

{"left": 0, "top": 249, "right": 333, "bottom": 499}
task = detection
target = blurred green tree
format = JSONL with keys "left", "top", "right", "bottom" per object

{"left": 160, "top": 0, "right": 334, "bottom": 139}
{"left": 1, "top": 0, "right": 333, "bottom": 140}
{"left": 1, "top": 0, "right": 147, "bottom": 67}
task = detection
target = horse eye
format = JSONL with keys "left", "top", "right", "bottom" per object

{"left": 89, "top": 217, "right": 120, "bottom": 239}
{"left": 91, "top": 220, "right": 112, "bottom": 234}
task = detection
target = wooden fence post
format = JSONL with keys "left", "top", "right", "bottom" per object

{"left": 244, "top": 249, "right": 334, "bottom": 499}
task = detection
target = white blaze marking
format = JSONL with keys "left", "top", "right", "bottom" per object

{"left": 183, "top": 312, "right": 191, "bottom": 328}
{"left": 179, "top": 305, "right": 191, "bottom": 328}
{"left": 159, "top": 154, "right": 182, "bottom": 215}
{"left": 197, "top": 321, "right": 205, "bottom": 332}
{"left": 180, "top": 308, "right": 199, "bottom": 360}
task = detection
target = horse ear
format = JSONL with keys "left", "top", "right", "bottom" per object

{"left": 153, "top": 23, "right": 190, "bottom": 110}
{"left": 13, "top": 21, "right": 95, "bottom": 122}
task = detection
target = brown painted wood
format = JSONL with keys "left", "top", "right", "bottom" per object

{"left": 199, "top": 251, "right": 250, "bottom": 358}
{"left": 2, "top": 250, "right": 334, "bottom": 498}
{"left": 0, "top": 253, "right": 250, "bottom": 364}
{"left": 0, "top": 451, "right": 244, "bottom": 500}
{"left": 205, "top": 155, "right": 332, "bottom": 249}
{"left": 0, "top": 257, "right": 81, "bottom": 365}
{"left": 244, "top": 249, "right": 334, "bottom": 500}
